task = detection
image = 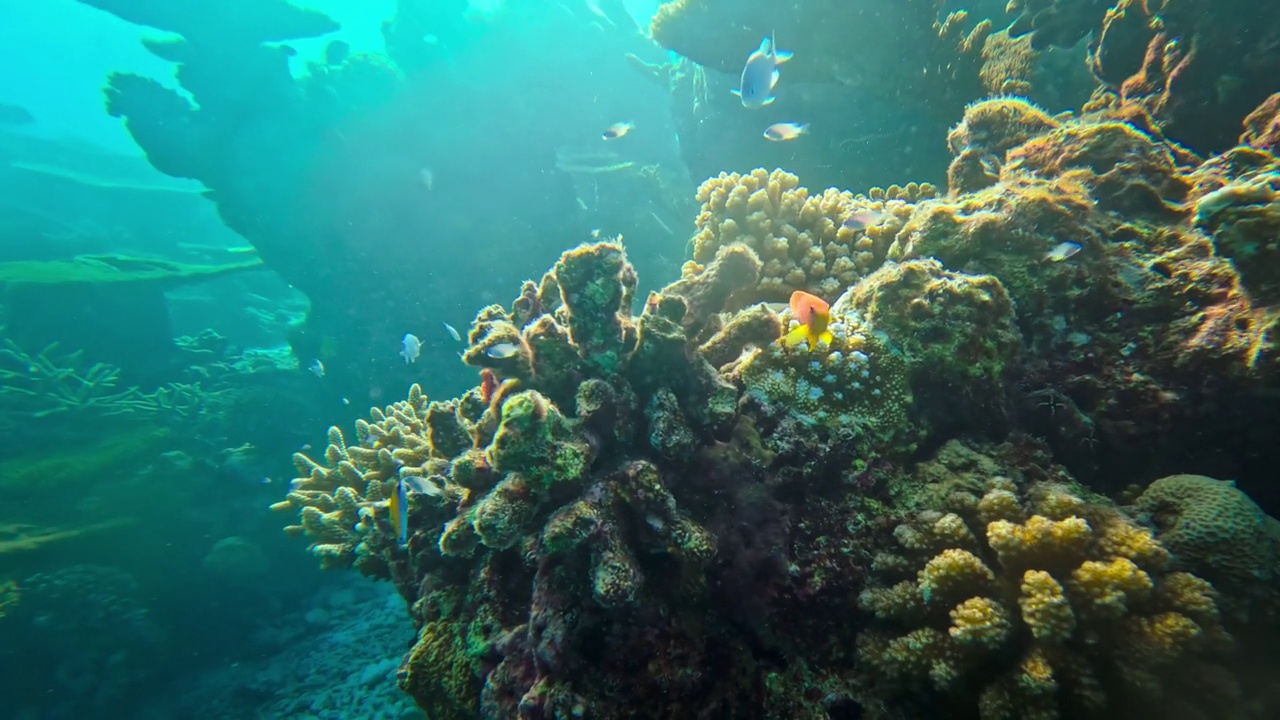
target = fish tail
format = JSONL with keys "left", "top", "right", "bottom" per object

{"left": 819, "top": 330, "right": 835, "bottom": 346}
{"left": 782, "top": 325, "right": 810, "bottom": 348}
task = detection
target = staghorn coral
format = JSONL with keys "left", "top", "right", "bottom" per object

{"left": 690, "top": 168, "right": 935, "bottom": 301}
{"left": 858, "top": 444, "right": 1237, "bottom": 718}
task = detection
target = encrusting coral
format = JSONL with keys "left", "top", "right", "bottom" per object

{"left": 858, "top": 441, "right": 1237, "bottom": 719}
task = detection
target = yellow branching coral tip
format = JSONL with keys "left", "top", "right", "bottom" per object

{"left": 932, "top": 513, "right": 976, "bottom": 547}
{"left": 987, "top": 515, "right": 1091, "bottom": 567}
{"left": 1097, "top": 520, "right": 1171, "bottom": 570}
{"left": 1156, "top": 572, "right": 1219, "bottom": 624}
{"left": 919, "top": 549, "right": 995, "bottom": 603}
{"left": 1069, "top": 557, "right": 1153, "bottom": 619}
{"left": 949, "top": 596, "right": 1011, "bottom": 649}
{"left": 1016, "top": 646, "right": 1058, "bottom": 695}
{"left": 976, "top": 488, "right": 1022, "bottom": 524}
{"left": 1018, "top": 570, "right": 1076, "bottom": 642}
{"left": 1032, "top": 491, "right": 1085, "bottom": 520}
{"left": 1126, "top": 612, "right": 1202, "bottom": 658}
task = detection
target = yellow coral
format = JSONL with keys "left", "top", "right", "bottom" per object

{"left": 976, "top": 488, "right": 1022, "bottom": 524}
{"left": 987, "top": 515, "right": 1091, "bottom": 569}
{"left": 919, "top": 548, "right": 995, "bottom": 603}
{"left": 1069, "top": 557, "right": 1153, "bottom": 619}
{"left": 690, "top": 168, "right": 934, "bottom": 301}
{"left": 949, "top": 596, "right": 1011, "bottom": 649}
{"left": 1018, "top": 569, "right": 1076, "bottom": 642}
{"left": 1095, "top": 519, "right": 1170, "bottom": 571}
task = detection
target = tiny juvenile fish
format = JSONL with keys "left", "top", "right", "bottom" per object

{"left": 486, "top": 342, "right": 521, "bottom": 359}
{"left": 1043, "top": 241, "right": 1082, "bottom": 262}
{"left": 308, "top": 358, "right": 325, "bottom": 377}
{"left": 419, "top": 167, "right": 434, "bottom": 190}
{"left": 401, "top": 333, "right": 422, "bottom": 364}
{"left": 732, "top": 34, "right": 793, "bottom": 109}
{"left": 842, "top": 209, "right": 886, "bottom": 231}
{"left": 602, "top": 122, "right": 633, "bottom": 140}
{"left": 764, "top": 122, "right": 808, "bottom": 142}
{"left": 443, "top": 322, "right": 462, "bottom": 342}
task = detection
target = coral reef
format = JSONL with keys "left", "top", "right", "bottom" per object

{"left": 276, "top": 70, "right": 1280, "bottom": 719}
{"left": 859, "top": 441, "right": 1237, "bottom": 718}
{"left": 888, "top": 96, "right": 1280, "bottom": 486}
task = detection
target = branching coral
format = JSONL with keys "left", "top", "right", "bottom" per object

{"left": 859, "top": 447, "right": 1237, "bottom": 718}
{"left": 690, "top": 168, "right": 935, "bottom": 301}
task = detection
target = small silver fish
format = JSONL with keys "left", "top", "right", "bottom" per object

{"left": 486, "top": 342, "right": 521, "bottom": 359}
{"left": 400, "top": 333, "right": 422, "bottom": 364}
{"left": 420, "top": 168, "right": 434, "bottom": 190}
{"left": 308, "top": 358, "right": 325, "bottom": 377}
{"left": 1044, "top": 241, "right": 1082, "bottom": 262}
{"left": 602, "top": 122, "right": 633, "bottom": 140}
{"left": 764, "top": 122, "right": 808, "bottom": 142}
{"left": 732, "top": 34, "right": 792, "bottom": 109}
{"left": 979, "top": 155, "right": 1000, "bottom": 178}
{"left": 443, "top": 322, "right": 462, "bottom": 342}
{"left": 842, "top": 209, "right": 886, "bottom": 231}
{"left": 341, "top": 397, "right": 351, "bottom": 405}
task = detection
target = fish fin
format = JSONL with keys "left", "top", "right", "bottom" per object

{"left": 730, "top": 88, "right": 741, "bottom": 97}
{"left": 782, "top": 325, "right": 810, "bottom": 348}
{"left": 772, "top": 69, "right": 780, "bottom": 85}
{"left": 757, "top": 38, "right": 770, "bottom": 54}
{"left": 762, "top": 95, "right": 776, "bottom": 106}
{"left": 819, "top": 330, "right": 835, "bottom": 347}
{"left": 774, "top": 49, "right": 793, "bottom": 64}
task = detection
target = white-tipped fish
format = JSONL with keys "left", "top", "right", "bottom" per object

{"left": 764, "top": 122, "right": 808, "bottom": 142}
{"left": 1044, "top": 241, "right": 1082, "bottom": 262}
{"left": 732, "top": 33, "right": 792, "bottom": 109}
{"left": 486, "top": 342, "right": 521, "bottom": 359}
{"left": 400, "top": 333, "right": 422, "bottom": 363}
{"left": 842, "top": 209, "right": 886, "bottom": 231}
{"left": 443, "top": 322, "right": 462, "bottom": 342}
{"left": 308, "top": 358, "right": 325, "bottom": 377}
{"left": 602, "top": 122, "right": 633, "bottom": 140}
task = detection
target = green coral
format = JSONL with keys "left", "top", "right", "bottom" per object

{"left": 551, "top": 241, "right": 636, "bottom": 375}
{"left": 1135, "top": 473, "right": 1280, "bottom": 623}
{"left": 487, "top": 390, "right": 589, "bottom": 489}
{"left": 738, "top": 289, "right": 912, "bottom": 449}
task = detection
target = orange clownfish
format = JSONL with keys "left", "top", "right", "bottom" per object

{"left": 782, "top": 290, "right": 834, "bottom": 350}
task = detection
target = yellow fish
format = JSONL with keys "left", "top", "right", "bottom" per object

{"left": 782, "top": 290, "right": 834, "bottom": 350}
